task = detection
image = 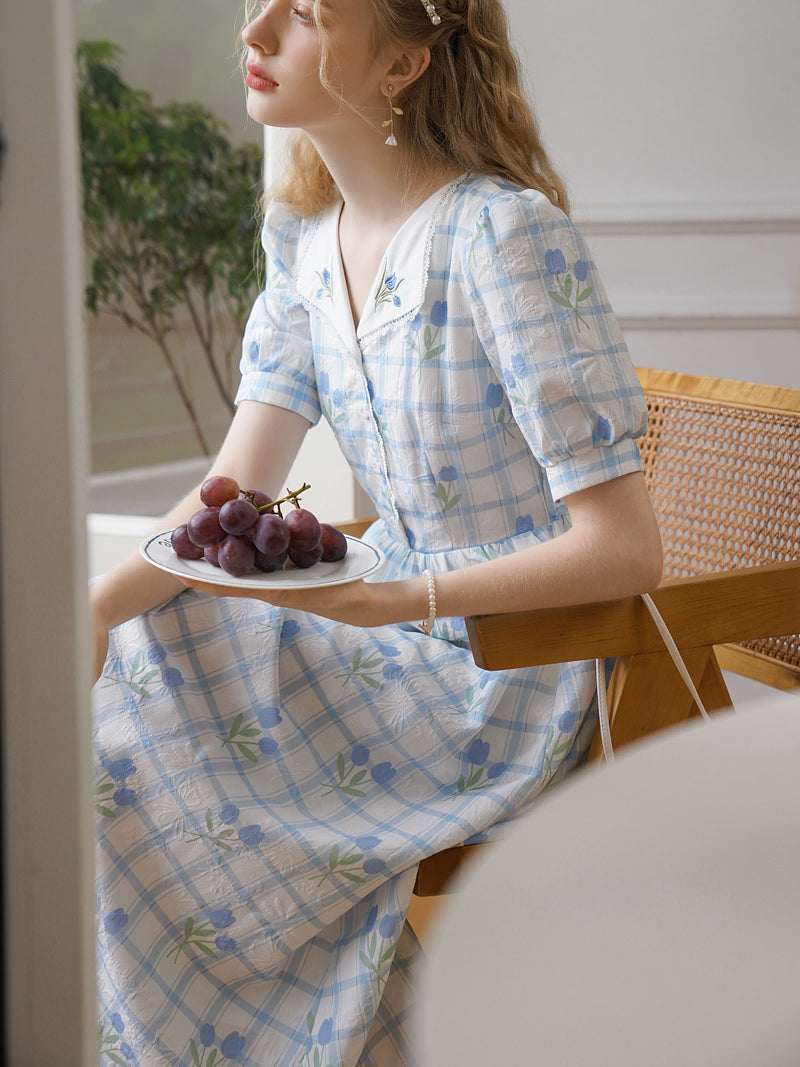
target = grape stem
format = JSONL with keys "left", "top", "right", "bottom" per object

{"left": 252, "top": 482, "right": 311, "bottom": 517}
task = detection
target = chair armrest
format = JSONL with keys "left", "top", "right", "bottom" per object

{"left": 465, "top": 561, "right": 800, "bottom": 671}
{"left": 335, "top": 518, "right": 376, "bottom": 539}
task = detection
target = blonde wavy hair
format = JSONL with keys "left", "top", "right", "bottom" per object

{"left": 243, "top": 0, "right": 569, "bottom": 217}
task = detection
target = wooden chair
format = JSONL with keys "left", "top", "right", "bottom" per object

{"left": 340, "top": 368, "right": 800, "bottom": 934}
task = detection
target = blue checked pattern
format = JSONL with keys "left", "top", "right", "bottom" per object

{"left": 94, "top": 173, "right": 646, "bottom": 1064}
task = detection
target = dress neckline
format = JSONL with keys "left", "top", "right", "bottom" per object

{"left": 295, "top": 172, "right": 471, "bottom": 351}
{"left": 334, "top": 173, "right": 468, "bottom": 333}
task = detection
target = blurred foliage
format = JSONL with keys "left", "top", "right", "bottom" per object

{"left": 74, "top": 0, "right": 257, "bottom": 143}
{"left": 77, "top": 39, "right": 264, "bottom": 454}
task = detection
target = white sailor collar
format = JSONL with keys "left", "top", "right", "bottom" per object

{"left": 295, "top": 174, "right": 468, "bottom": 351}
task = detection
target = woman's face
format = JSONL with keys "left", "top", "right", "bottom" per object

{"left": 241, "top": 0, "right": 389, "bottom": 134}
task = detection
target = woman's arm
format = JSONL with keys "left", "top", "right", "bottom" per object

{"left": 181, "top": 470, "right": 663, "bottom": 630}
{"left": 436, "top": 470, "right": 663, "bottom": 618}
{"left": 91, "top": 401, "right": 311, "bottom": 676}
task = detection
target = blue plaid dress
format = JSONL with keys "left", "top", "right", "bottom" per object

{"left": 94, "top": 173, "right": 647, "bottom": 1065}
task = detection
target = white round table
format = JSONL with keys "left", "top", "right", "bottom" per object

{"left": 420, "top": 699, "right": 800, "bottom": 1066}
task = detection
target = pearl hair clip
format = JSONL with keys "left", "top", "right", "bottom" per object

{"left": 420, "top": 0, "right": 442, "bottom": 25}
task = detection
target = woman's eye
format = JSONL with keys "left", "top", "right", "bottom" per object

{"left": 292, "top": 5, "right": 315, "bottom": 23}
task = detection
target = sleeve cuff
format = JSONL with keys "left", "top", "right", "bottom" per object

{"left": 545, "top": 437, "right": 644, "bottom": 501}
{"left": 234, "top": 371, "right": 321, "bottom": 427}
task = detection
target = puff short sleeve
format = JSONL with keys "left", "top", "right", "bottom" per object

{"left": 462, "top": 188, "right": 647, "bottom": 501}
{"left": 234, "top": 201, "right": 321, "bottom": 426}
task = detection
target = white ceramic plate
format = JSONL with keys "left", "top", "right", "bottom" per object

{"left": 140, "top": 530, "right": 384, "bottom": 590}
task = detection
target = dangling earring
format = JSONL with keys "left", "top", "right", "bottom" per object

{"left": 381, "top": 84, "right": 403, "bottom": 147}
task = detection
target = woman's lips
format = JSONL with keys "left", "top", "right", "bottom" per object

{"left": 246, "top": 64, "right": 278, "bottom": 91}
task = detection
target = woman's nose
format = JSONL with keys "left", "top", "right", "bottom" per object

{"left": 242, "top": 4, "right": 276, "bottom": 52}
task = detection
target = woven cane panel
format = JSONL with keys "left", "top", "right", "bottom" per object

{"left": 641, "top": 391, "right": 800, "bottom": 671}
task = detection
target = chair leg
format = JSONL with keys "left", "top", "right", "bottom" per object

{"left": 690, "top": 647, "right": 733, "bottom": 718}
{"left": 407, "top": 893, "right": 447, "bottom": 946}
{"left": 587, "top": 645, "right": 733, "bottom": 759}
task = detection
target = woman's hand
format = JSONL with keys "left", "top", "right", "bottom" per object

{"left": 176, "top": 573, "right": 428, "bottom": 631}
{"left": 177, "top": 471, "right": 663, "bottom": 631}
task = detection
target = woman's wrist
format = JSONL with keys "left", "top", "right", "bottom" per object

{"left": 352, "top": 575, "right": 440, "bottom": 631}
{"left": 418, "top": 569, "right": 437, "bottom": 635}
{"left": 90, "top": 580, "right": 114, "bottom": 631}
{"left": 90, "top": 552, "right": 182, "bottom": 632}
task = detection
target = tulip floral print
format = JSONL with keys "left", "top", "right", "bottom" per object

{"left": 94, "top": 173, "right": 647, "bottom": 1064}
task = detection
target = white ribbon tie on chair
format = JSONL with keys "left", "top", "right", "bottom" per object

{"left": 596, "top": 593, "right": 711, "bottom": 763}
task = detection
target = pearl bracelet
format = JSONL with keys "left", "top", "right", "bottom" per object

{"left": 418, "top": 569, "right": 437, "bottom": 636}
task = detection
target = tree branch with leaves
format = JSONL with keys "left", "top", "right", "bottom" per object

{"left": 77, "top": 39, "right": 264, "bottom": 455}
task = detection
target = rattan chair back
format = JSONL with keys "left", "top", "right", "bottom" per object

{"left": 637, "top": 368, "right": 800, "bottom": 685}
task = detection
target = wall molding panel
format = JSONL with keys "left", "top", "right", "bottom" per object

{"left": 588, "top": 226, "right": 799, "bottom": 333}
{"left": 572, "top": 203, "right": 800, "bottom": 386}
{"left": 619, "top": 313, "right": 797, "bottom": 333}
{"left": 578, "top": 201, "right": 800, "bottom": 236}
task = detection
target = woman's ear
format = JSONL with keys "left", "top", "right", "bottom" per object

{"left": 382, "top": 46, "right": 431, "bottom": 96}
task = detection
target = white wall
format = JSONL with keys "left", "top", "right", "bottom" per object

{"left": 506, "top": 0, "right": 800, "bottom": 386}
{"left": 514, "top": 1, "right": 798, "bottom": 211}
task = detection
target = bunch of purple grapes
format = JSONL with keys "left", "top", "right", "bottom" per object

{"left": 170, "top": 476, "right": 348, "bottom": 578}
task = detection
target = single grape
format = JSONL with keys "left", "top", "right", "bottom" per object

{"left": 288, "top": 542, "right": 324, "bottom": 569}
{"left": 171, "top": 524, "right": 204, "bottom": 560}
{"left": 242, "top": 489, "right": 273, "bottom": 511}
{"left": 217, "top": 534, "right": 256, "bottom": 577}
{"left": 252, "top": 513, "right": 290, "bottom": 556}
{"left": 200, "top": 475, "right": 240, "bottom": 508}
{"left": 319, "top": 523, "right": 348, "bottom": 562}
{"left": 285, "top": 508, "right": 321, "bottom": 552}
{"left": 187, "top": 506, "right": 226, "bottom": 547}
{"left": 219, "top": 497, "right": 258, "bottom": 536}
{"left": 204, "top": 545, "right": 221, "bottom": 567}
{"left": 254, "top": 547, "right": 289, "bottom": 572}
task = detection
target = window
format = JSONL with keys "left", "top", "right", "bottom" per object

{"left": 76, "top": 0, "right": 265, "bottom": 514}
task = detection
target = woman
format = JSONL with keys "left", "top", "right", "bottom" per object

{"left": 92, "top": 0, "right": 662, "bottom": 1062}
